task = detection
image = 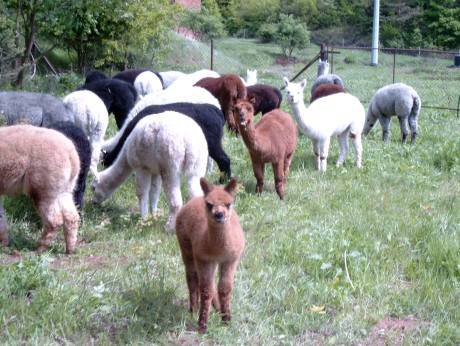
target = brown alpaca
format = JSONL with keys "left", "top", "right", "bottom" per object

{"left": 0, "top": 125, "right": 80, "bottom": 254}
{"left": 175, "top": 177, "right": 245, "bottom": 334}
{"left": 194, "top": 74, "right": 247, "bottom": 133}
{"left": 233, "top": 98, "right": 297, "bottom": 200}
{"left": 310, "top": 83, "right": 345, "bottom": 103}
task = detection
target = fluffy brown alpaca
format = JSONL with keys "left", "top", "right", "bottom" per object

{"left": 233, "top": 98, "right": 297, "bottom": 199}
{"left": 310, "top": 83, "right": 345, "bottom": 103}
{"left": 175, "top": 177, "right": 245, "bottom": 334}
{"left": 194, "top": 74, "right": 247, "bottom": 132}
{"left": 0, "top": 125, "right": 80, "bottom": 254}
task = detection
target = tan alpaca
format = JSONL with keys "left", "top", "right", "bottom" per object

{"left": 0, "top": 125, "right": 80, "bottom": 254}
{"left": 175, "top": 177, "right": 245, "bottom": 334}
{"left": 234, "top": 98, "right": 297, "bottom": 199}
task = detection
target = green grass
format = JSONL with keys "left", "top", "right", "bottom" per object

{"left": 1, "top": 36, "right": 459, "bottom": 345}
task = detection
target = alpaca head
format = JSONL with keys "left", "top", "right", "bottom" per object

{"left": 91, "top": 173, "right": 110, "bottom": 203}
{"left": 233, "top": 97, "right": 256, "bottom": 128}
{"left": 317, "top": 59, "right": 330, "bottom": 77}
{"left": 200, "top": 177, "right": 238, "bottom": 225}
{"left": 246, "top": 69, "right": 257, "bottom": 86}
{"left": 283, "top": 77, "right": 306, "bottom": 105}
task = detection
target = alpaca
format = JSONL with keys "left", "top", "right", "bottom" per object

{"left": 168, "top": 69, "right": 220, "bottom": 89}
{"left": 234, "top": 98, "right": 297, "bottom": 199}
{"left": 84, "top": 70, "right": 109, "bottom": 84}
{"left": 0, "top": 125, "right": 80, "bottom": 253}
{"left": 63, "top": 90, "right": 109, "bottom": 176}
{"left": 46, "top": 121, "right": 91, "bottom": 212}
{"left": 78, "top": 78, "right": 138, "bottom": 129}
{"left": 195, "top": 74, "right": 247, "bottom": 132}
{"left": 363, "top": 83, "right": 421, "bottom": 144}
{"left": 310, "top": 59, "right": 344, "bottom": 96}
{"left": 0, "top": 91, "right": 73, "bottom": 126}
{"left": 246, "top": 84, "right": 283, "bottom": 115}
{"left": 310, "top": 83, "right": 345, "bottom": 103}
{"left": 245, "top": 69, "right": 257, "bottom": 86}
{"left": 283, "top": 77, "right": 365, "bottom": 171}
{"left": 175, "top": 177, "right": 245, "bottom": 333}
{"left": 102, "top": 102, "right": 231, "bottom": 180}
{"left": 159, "top": 70, "right": 186, "bottom": 88}
{"left": 133, "top": 71, "right": 164, "bottom": 96}
{"left": 92, "top": 112, "right": 208, "bottom": 231}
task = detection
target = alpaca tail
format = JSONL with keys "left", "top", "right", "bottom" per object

{"left": 410, "top": 92, "right": 421, "bottom": 120}
{"left": 274, "top": 88, "right": 283, "bottom": 108}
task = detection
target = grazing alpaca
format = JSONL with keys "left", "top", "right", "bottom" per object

{"left": 364, "top": 83, "right": 421, "bottom": 143}
{"left": 310, "top": 59, "right": 344, "bottom": 96}
{"left": 84, "top": 70, "right": 109, "bottom": 84}
{"left": 0, "top": 125, "right": 80, "bottom": 253}
{"left": 310, "top": 83, "right": 345, "bottom": 103}
{"left": 63, "top": 90, "right": 109, "bottom": 176}
{"left": 175, "top": 177, "right": 245, "bottom": 334}
{"left": 283, "top": 77, "right": 365, "bottom": 171}
{"left": 159, "top": 70, "right": 186, "bottom": 88}
{"left": 78, "top": 78, "right": 138, "bottom": 129}
{"left": 92, "top": 112, "right": 208, "bottom": 231}
{"left": 113, "top": 68, "right": 164, "bottom": 96}
{"left": 0, "top": 91, "right": 73, "bottom": 126}
{"left": 234, "top": 98, "right": 297, "bottom": 199}
{"left": 195, "top": 74, "right": 247, "bottom": 132}
{"left": 101, "top": 102, "right": 231, "bottom": 180}
{"left": 246, "top": 84, "right": 283, "bottom": 115}
{"left": 46, "top": 121, "right": 91, "bottom": 212}
{"left": 168, "top": 69, "right": 220, "bottom": 89}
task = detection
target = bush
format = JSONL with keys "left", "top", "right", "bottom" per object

{"left": 343, "top": 55, "right": 356, "bottom": 64}
{"left": 258, "top": 23, "right": 278, "bottom": 43}
{"left": 275, "top": 14, "right": 310, "bottom": 58}
{"left": 181, "top": 9, "right": 226, "bottom": 40}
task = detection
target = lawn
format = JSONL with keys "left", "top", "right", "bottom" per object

{"left": 0, "top": 36, "right": 459, "bottom": 345}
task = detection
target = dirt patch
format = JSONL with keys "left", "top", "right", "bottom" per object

{"left": 363, "top": 316, "right": 423, "bottom": 346}
{"left": 276, "top": 56, "right": 301, "bottom": 66}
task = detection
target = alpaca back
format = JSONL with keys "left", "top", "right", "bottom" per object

{"left": 310, "top": 83, "right": 345, "bottom": 103}
{"left": 369, "top": 83, "right": 420, "bottom": 118}
{"left": 247, "top": 84, "right": 282, "bottom": 115}
{"left": 255, "top": 109, "right": 297, "bottom": 155}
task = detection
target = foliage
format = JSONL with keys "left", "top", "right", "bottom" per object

{"left": 181, "top": 8, "right": 226, "bottom": 40}
{"left": 0, "top": 2, "right": 20, "bottom": 84}
{"left": 258, "top": 23, "right": 278, "bottom": 43}
{"left": 423, "top": 2, "right": 460, "bottom": 49}
{"left": 275, "top": 14, "right": 310, "bottom": 58}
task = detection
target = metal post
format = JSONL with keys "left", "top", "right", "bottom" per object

{"left": 393, "top": 49, "right": 396, "bottom": 83}
{"left": 210, "top": 39, "right": 214, "bottom": 71}
{"left": 371, "top": 0, "right": 380, "bottom": 65}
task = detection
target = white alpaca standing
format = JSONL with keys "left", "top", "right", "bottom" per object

{"left": 241, "top": 69, "right": 258, "bottom": 86}
{"left": 283, "top": 77, "right": 365, "bottom": 171}
{"left": 159, "top": 70, "right": 186, "bottom": 88}
{"left": 311, "top": 59, "right": 344, "bottom": 95}
{"left": 92, "top": 111, "right": 208, "bottom": 231}
{"left": 63, "top": 90, "right": 109, "bottom": 176}
{"left": 364, "top": 83, "right": 421, "bottom": 144}
{"left": 134, "top": 71, "right": 164, "bottom": 97}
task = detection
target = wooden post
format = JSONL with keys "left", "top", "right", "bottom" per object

{"left": 392, "top": 49, "right": 396, "bottom": 83}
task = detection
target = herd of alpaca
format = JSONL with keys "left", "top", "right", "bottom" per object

{"left": 0, "top": 59, "right": 423, "bottom": 333}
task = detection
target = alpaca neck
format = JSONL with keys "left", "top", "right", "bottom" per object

{"left": 98, "top": 153, "right": 132, "bottom": 197}
{"left": 238, "top": 122, "right": 264, "bottom": 153}
{"left": 206, "top": 217, "right": 234, "bottom": 247}
{"left": 290, "top": 100, "right": 315, "bottom": 137}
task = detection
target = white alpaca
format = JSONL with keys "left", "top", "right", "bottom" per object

{"left": 134, "top": 71, "right": 163, "bottom": 97}
{"left": 311, "top": 59, "right": 344, "bottom": 95}
{"left": 102, "top": 85, "right": 220, "bottom": 153}
{"left": 167, "top": 69, "right": 220, "bottom": 89}
{"left": 283, "top": 77, "right": 365, "bottom": 171}
{"left": 364, "top": 83, "right": 421, "bottom": 144}
{"left": 159, "top": 70, "right": 186, "bottom": 88}
{"left": 92, "top": 111, "right": 208, "bottom": 231}
{"left": 63, "top": 90, "right": 109, "bottom": 176}
{"left": 241, "top": 69, "right": 258, "bottom": 86}
{"left": 0, "top": 125, "right": 80, "bottom": 253}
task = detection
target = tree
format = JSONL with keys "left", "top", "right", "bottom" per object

{"left": 275, "top": 14, "right": 310, "bottom": 59}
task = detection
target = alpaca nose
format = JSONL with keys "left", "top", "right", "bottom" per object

{"left": 214, "top": 211, "right": 225, "bottom": 222}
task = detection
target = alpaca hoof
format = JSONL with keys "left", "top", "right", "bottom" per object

{"left": 221, "top": 314, "right": 231, "bottom": 323}
{"left": 198, "top": 324, "right": 207, "bottom": 334}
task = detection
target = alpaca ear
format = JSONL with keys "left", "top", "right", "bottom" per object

{"left": 283, "top": 77, "right": 290, "bottom": 87}
{"left": 200, "top": 177, "right": 214, "bottom": 196}
{"left": 249, "top": 96, "right": 256, "bottom": 105}
{"left": 225, "top": 177, "right": 238, "bottom": 196}
{"left": 300, "top": 79, "right": 307, "bottom": 89}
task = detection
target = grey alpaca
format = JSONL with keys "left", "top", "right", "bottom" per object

{"left": 310, "top": 59, "right": 344, "bottom": 95}
{"left": 363, "top": 83, "right": 421, "bottom": 143}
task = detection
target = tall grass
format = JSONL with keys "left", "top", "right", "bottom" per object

{"left": 0, "top": 36, "right": 459, "bottom": 345}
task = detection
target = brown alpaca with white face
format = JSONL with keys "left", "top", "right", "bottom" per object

{"left": 175, "top": 177, "right": 245, "bottom": 334}
{"left": 234, "top": 97, "right": 297, "bottom": 200}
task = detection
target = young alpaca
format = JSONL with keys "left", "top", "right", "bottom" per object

{"left": 92, "top": 112, "right": 208, "bottom": 231}
{"left": 283, "top": 77, "right": 365, "bottom": 172}
{"left": 233, "top": 98, "right": 297, "bottom": 199}
{"left": 0, "top": 125, "right": 80, "bottom": 254}
{"left": 363, "top": 83, "right": 421, "bottom": 143}
{"left": 175, "top": 177, "right": 245, "bottom": 334}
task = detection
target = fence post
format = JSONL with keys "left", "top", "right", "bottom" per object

{"left": 330, "top": 46, "right": 334, "bottom": 74}
{"left": 211, "top": 39, "right": 214, "bottom": 71}
{"left": 457, "top": 95, "right": 460, "bottom": 118}
{"left": 392, "top": 49, "right": 396, "bottom": 83}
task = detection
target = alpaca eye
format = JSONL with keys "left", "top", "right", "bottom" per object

{"left": 226, "top": 203, "right": 232, "bottom": 209}
{"left": 206, "top": 202, "right": 213, "bottom": 211}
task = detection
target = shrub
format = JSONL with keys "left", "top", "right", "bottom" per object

{"left": 258, "top": 23, "right": 278, "bottom": 43}
{"left": 275, "top": 14, "right": 310, "bottom": 58}
{"left": 181, "top": 8, "right": 226, "bottom": 40}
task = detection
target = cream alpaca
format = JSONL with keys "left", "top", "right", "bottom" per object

{"left": 283, "top": 77, "right": 365, "bottom": 171}
{"left": 92, "top": 111, "right": 208, "bottom": 231}
{"left": 0, "top": 125, "right": 80, "bottom": 254}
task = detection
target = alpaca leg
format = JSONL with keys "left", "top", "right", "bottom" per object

{"left": 336, "top": 132, "right": 349, "bottom": 167}
{"left": 283, "top": 152, "right": 294, "bottom": 183}
{"left": 186, "top": 174, "right": 203, "bottom": 200}
{"left": 206, "top": 157, "right": 214, "bottom": 175}
{"left": 319, "top": 139, "right": 330, "bottom": 172}
{"left": 209, "top": 144, "right": 232, "bottom": 182}
{"left": 252, "top": 161, "right": 265, "bottom": 194}
{"left": 36, "top": 198, "right": 63, "bottom": 253}
{"left": 135, "top": 169, "right": 152, "bottom": 219}
{"left": 218, "top": 260, "right": 239, "bottom": 323}
{"left": 398, "top": 116, "right": 410, "bottom": 144}
{"left": 312, "top": 140, "right": 321, "bottom": 170}
{"left": 196, "top": 260, "right": 218, "bottom": 333}
{"left": 0, "top": 198, "right": 9, "bottom": 247}
{"left": 408, "top": 115, "right": 418, "bottom": 144}
{"left": 89, "top": 142, "right": 102, "bottom": 177}
{"left": 162, "top": 172, "right": 182, "bottom": 232}
{"left": 181, "top": 249, "right": 199, "bottom": 313}
{"left": 379, "top": 116, "right": 391, "bottom": 143}
{"left": 272, "top": 161, "right": 285, "bottom": 200}
{"left": 59, "top": 193, "right": 80, "bottom": 254}
{"left": 351, "top": 133, "right": 363, "bottom": 168}
{"left": 149, "top": 175, "right": 162, "bottom": 215}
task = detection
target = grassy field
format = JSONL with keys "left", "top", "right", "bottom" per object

{"left": 1, "top": 36, "right": 459, "bottom": 345}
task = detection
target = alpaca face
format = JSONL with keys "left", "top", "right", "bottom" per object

{"left": 283, "top": 78, "right": 306, "bottom": 105}
{"left": 234, "top": 100, "right": 255, "bottom": 128}
{"left": 91, "top": 176, "right": 109, "bottom": 203}
{"left": 200, "top": 178, "right": 237, "bottom": 225}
